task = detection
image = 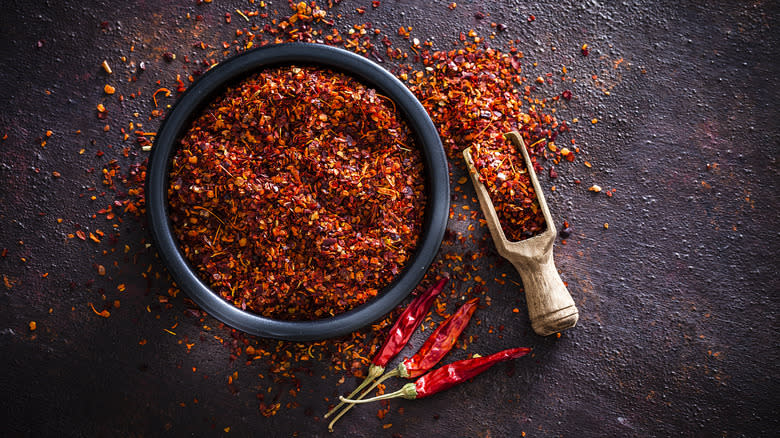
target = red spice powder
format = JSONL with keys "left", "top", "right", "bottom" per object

{"left": 168, "top": 65, "right": 427, "bottom": 320}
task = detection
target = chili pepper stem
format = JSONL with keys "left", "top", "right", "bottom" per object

{"left": 327, "top": 368, "right": 401, "bottom": 431}
{"left": 339, "top": 382, "right": 418, "bottom": 404}
{"left": 323, "top": 364, "right": 384, "bottom": 419}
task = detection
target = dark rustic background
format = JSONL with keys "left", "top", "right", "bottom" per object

{"left": 1, "top": 1, "right": 778, "bottom": 437}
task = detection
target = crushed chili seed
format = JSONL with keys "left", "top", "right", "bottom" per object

{"left": 470, "top": 135, "right": 546, "bottom": 241}
{"left": 168, "top": 65, "right": 427, "bottom": 320}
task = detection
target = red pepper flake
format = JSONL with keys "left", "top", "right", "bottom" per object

{"left": 152, "top": 88, "right": 172, "bottom": 108}
{"left": 29, "top": 321, "right": 37, "bottom": 331}
{"left": 561, "top": 89, "right": 572, "bottom": 100}
{"left": 581, "top": 43, "right": 590, "bottom": 56}
{"left": 75, "top": 230, "right": 86, "bottom": 241}
{"left": 470, "top": 136, "right": 546, "bottom": 241}
{"left": 169, "top": 65, "right": 427, "bottom": 320}
{"left": 176, "top": 75, "right": 187, "bottom": 93}
{"left": 89, "top": 302, "right": 111, "bottom": 318}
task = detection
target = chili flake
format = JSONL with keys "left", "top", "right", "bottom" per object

{"left": 470, "top": 135, "right": 546, "bottom": 241}
{"left": 168, "top": 65, "right": 427, "bottom": 320}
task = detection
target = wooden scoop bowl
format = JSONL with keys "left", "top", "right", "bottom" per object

{"left": 463, "top": 131, "right": 578, "bottom": 336}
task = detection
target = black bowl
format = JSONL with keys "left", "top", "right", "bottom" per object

{"left": 146, "top": 43, "right": 449, "bottom": 341}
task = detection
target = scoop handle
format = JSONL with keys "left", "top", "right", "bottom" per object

{"left": 511, "top": 251, "right": 578, "bottom": 336}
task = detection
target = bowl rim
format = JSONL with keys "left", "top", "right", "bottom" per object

{"left": 146, "top": 42, "right": 449, "bottom": 341}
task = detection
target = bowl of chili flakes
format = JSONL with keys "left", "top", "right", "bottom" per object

{"left": 146, "top": 43, "right": 449, "bottom": 341}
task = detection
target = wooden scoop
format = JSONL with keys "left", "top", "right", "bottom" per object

{"left": 463, "top": 131, "right": 578, "bottom": 336}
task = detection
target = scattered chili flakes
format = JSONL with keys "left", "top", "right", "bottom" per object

{"left": 29, "top": 321, "right": 37, "bottom": 331}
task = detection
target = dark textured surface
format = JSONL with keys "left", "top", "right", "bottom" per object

{"left": 1, "top": 1, "right": 778, "bottom": 437}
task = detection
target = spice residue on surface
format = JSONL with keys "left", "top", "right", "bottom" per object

{"left": 168, "top": 65, "right": 427, "bottom": 320}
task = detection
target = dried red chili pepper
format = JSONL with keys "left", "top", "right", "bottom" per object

{"left": 396, "top": 298, "right": 479, "bottom": 376}
{"left": 339, "top": 347, "right": 531, "bottom": 404}
{"left": 372, "top": 277, "right": 449, "bottom": 368}
{"left": 324, "top": 277, "right": 448, "bottom": 419}
{"left": 328, "top": 297, "right": 478, "bottom": 431}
